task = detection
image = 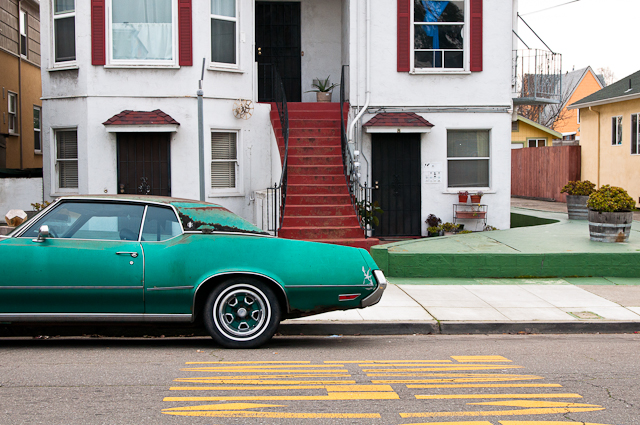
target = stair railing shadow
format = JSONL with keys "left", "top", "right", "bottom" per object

{"left": 267, "top": 65, "right": 289, "bottom": 236}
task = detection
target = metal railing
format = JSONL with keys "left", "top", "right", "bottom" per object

{"left": 266, "top": 66, "right": 289, "bottom": 235}
{"left": 512, "top": 49, "right": 562, "bottom": 105}
{"left": 340, "top": 65, "right": 374, "bottom": 238}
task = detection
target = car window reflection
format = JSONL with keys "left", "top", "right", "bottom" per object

{"left": 21, "top": 202, "right": 145, "bottom": 241}
{"left": 141, "top": 206, "right": 181, "bottom": 241}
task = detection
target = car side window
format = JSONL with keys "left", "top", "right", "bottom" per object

{"left": 21, "top": 202, "right": 144, "bottom": 241}
{"left": 141, "top": 206, "right": 181, "bottom": 242}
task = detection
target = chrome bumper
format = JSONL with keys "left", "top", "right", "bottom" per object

{"left": 360, "top": 270, "right": 388, "bottom": 308}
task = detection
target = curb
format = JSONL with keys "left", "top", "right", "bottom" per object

{"left": 278, "top": 321, "right": 640, "bottom": 336}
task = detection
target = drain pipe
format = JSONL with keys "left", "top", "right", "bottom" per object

{"left": 589, "top": 106, "right": 600, "bottom": 188}
{"left": 348, "top": 0, "right": 371, "bottom": 145}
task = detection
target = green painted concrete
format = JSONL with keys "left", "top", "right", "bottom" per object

{"left": 387, "top": 277, "right": 640, "bottom": 286}
{"left": 510, "top": 212, "right": 560, "bottom": 228}
{"left": 372, "top": 208, "right": 640, "bottom": 279}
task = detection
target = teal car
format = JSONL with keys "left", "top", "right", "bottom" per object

{"left": 0, "top": 196, "right": 386, "bottom": 348}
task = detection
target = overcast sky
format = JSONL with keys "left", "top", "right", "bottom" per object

{"left": 516, "top": 0, "right": 639, "bottom": 83}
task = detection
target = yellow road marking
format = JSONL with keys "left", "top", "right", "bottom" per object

{"left": 169, "top": 384, "right": 394, "bottom": 392}
{"left": 365, "top": 366, "right": 523, "bottom": 372}
{"left": 162, "top": 403, "right": 284, "bottom": 411}
{"left": 399, "top": 407, "right": 605, "bottom": 418}
{"left": 182, "top": 369, "right": 348, "bottom": 373}
{"left": 174, "top": 374, "right": 352, "bottom": 379}
{"left": 173, "top": 379, "right": 356, "bottom": 385}
{"left": 416, "top": 393, "right": 582, "bottom": 400}
{"left": 500, "top": 422, "right": 614, "bottom": 425}
{"left": 185, "top": 361, "right": 311, "bottom": 364}
{"left": 164, "top": 392, "right": 400, "bottom": 402}
{"left": 325, "top": 360, "right": 452, "bottom": 363}
{"left": 452, "top": 356, "right": 512, "bottom": 362}
{"left": 182, "top": 364, "right": 341, "bottom": 369}
{"left": 162, "top": 411, "right": 381, "bottom": 418}
{"left": 401, "top": 422, "right": 494, "bottom": 425}
{"left": 373, "top": 376, "right": 544, "bottom": 383}
{"left": 408, "top": 384, "right": 562, "bottom": 388}
{"left": 469, "top": 401, "right": 598, "bottom": 408}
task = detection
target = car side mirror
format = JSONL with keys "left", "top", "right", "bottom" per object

{"left": 33, "top": 225, "right": 50, "bottom": 243}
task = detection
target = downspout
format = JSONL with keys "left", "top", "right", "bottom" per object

{"left": 589, "top": 106, "right": 600, "bottom": 187}
{"left": 348, "top": 0, "right": 371, "bottom": 145}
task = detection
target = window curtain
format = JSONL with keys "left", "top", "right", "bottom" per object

{"left": 112, "top": 0, "right": 173, "bottom": 61}
{"left": 421, "top": 1, "right": 448, "bottom": 49}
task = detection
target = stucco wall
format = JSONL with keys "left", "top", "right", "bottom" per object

{"left": 555, "top": 70, "right": 603, "bottom": 136}
{"left": 0, "top": 178, "right": 43, "bottom": 220}
{"left": 578, "top": 99, "right": 640, "bottom": 203}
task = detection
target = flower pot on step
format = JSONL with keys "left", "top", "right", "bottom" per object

{"left": 316, "top": 92, "right": 332, "bottom": 103}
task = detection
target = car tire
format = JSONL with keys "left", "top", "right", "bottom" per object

{"left": 203, "top": 277, "right": 281, "bottom": 348}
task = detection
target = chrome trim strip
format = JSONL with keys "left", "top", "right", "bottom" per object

{"left": 361, "top": 270, "right": 388, "bottom": 308}
{"left": 138, "top": 205, "right": 149, "bottom": 241}
{"left": 193, "top": 272, "right": 290, "bottom": 314}
{"left": 183, "top": 231, "right": 273, "bottom": 238}
{"left": 146, "top": 286, "right": 194, "bottom": 291}
{"left": 0, "top": 313, "right": 192, "bottom": 323}
{"left": 286, "top": 284, "right": 375, "bottom": 289}
{"left": 0, "top": 286, "right": 143, "bottom": 290}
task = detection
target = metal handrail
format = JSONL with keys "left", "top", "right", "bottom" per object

{"left": 340, "top": 65, "right": 374, "bottom": 238}
{"left": 267, "top": 66, "right": 289, "bottom": 235}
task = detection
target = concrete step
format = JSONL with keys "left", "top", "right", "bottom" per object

{"left": 281, "top": 215, "right": 360, "bottom": 227}
{"left": 287, "top": 155, "right": 343, "bottom": 166}
{"left": 284, "top": 204, "right": 356, "bottom": 216}
{"left": 288, "top": 165, "right": 344, "bottom": 175}
{"left": 286, "top": 194, "right": 352, "bottom": 206}
{"left": 279, "top": 226, "right": 364, "bottom": 240}
{"left": 287, "top": 184, "right": 350, "bottom": 195}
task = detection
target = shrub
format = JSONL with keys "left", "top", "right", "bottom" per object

{"left": 561, "top": 180, "right": 596, "bottom": 196}
{"left": 427, "top": 226, "right": 442, "bottom": 234}
{"left": 441, "top": 222, "right": 459, "bottom": 232}
{"left": 587, "top": 185, "right": 636, "bottom": 212}
{"left": 425, "top": 214, "right": 441, "bottom": 228}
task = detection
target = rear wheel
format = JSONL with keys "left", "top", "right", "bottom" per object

{"left": 203, "top": 277, "right": 281, "bottom": 348}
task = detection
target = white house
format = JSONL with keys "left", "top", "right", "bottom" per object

{"left": 40, "top": 0, "right": 517, "bottom": 243}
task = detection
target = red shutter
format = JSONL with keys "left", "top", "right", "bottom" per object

{"left": 470, "top": 0, "right": 483, "bottom": 72}
{"left": 91, "top": 0, "right": 105, "bottom": 66}
{"left": 397, "top": 0, "right": 410, "bottom": 72}
{"left": 178, "top": 0, "right": 192, "bottom": 66}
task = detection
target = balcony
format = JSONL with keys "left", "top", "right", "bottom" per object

{"left": 512, "top": 49, "right": 562, "bottom": 106}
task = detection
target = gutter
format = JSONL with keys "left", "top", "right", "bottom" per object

{"left": 348, "top": 0, "right": 371, "bottom": 144}
{"left": 568, "top": 92, "right": 640, "bottom": 110}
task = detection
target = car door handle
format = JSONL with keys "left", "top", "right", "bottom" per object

{"left": 116, "top": 252, "right": 139, "bottom": 258}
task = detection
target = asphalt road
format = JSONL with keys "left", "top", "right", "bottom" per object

{"left": 1, "top": 334, "right": 638, "bottom": 425}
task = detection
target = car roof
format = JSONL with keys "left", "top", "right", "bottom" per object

{"left": 59, "top": 195, "right": 268, "bottom": 235}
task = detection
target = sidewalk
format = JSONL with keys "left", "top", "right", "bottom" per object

{"left": 279, "top": 199, "right": 640, "bottom": 335}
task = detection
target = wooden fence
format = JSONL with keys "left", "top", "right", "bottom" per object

{"left": 511, "top": 145, "right": 581, "bottom": 202}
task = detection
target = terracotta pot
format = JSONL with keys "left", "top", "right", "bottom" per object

{"left": 458, "top": 194, "right": 468, "bottom": 203}
{"left": 316, "top": 92, "right": 331, "bottom": 103}
{"left": 470, "top": 195, "right": 482, "bottom": 203}
{"left": 456, "top": 211, "right": 486, "bottom": 219}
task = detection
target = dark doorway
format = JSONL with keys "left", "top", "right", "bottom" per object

{"left": 117, "top": 133, "right": 171, "bottom": 196}
{"left": 372, "top": 133, "right": 422, "bottom": 236}
{"left": 256, "top": 1, "right": 302, "bottom": 102}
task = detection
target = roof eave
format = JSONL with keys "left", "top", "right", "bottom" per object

{"left": 568, "top": 92, "right": 640, "bottom": 110}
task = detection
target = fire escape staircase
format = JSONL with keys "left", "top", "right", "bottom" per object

{"left": 269, "top": 102, "right": 379, "bottom": 250}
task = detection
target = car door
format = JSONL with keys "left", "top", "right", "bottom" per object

{"left": 0, "top": 200, "right": 145, "bottom": 314}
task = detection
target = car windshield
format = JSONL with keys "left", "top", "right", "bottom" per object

{"left": 21, "top": 201, "right": 145, "bottom": 241}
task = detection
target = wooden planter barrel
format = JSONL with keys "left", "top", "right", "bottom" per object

{"left": 588, "top": 210, "right": 633, "bottom": 242}
{"left": 566, "top": 195, "right": 589, "bottom": 220}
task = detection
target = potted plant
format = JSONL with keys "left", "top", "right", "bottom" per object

{"left": 587, "top": 185, "right": 636, "bottom": 242}
{"left": 426, "top": 214, "right": 442, "bottom": 236}
{"left": 470, "top": 191, "right": 483, "bottom": 204}
{"left": 441, "top": 222, "right": 460, "bottom": 236}
{"left": 356, "top": 199, "right": 383, "bottom": 235}
{"left": 561, "top": 180, "right": 595, "bottom": 220}
{"left": 306, "top": 76, "right": 339, "bottom": 103}
{"left": 458, "top": 190, "right": 469, "bottom": 203}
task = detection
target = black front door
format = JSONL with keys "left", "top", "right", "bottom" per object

{"left": 372, "top": 133, "right": 422, "bottom": 237}
{"left": 256, "top": 1, "right": 302, "bottom": 102}
{"left": 117, "top": 133, "right": 171, "bottom": 196}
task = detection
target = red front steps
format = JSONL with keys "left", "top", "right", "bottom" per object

{"left": 269, "top": 102, "right": 379, "bottom": 251}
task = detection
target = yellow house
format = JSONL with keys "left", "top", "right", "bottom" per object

{"left": 511, "top": 115, "right": 562, "bottom": 149}
{"left": 568, "top": 70, "right": 640, "bottom": 203}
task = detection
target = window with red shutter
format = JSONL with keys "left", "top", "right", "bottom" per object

{"left": 399, "top": 0, "right": 482, "bottom": 72}
{"left": 91, "top": 0, "right": 105, "bottom": 66}
{"left": 178, "top": 0, "right": 193, "bottom": 66}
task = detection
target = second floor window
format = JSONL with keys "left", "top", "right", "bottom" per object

{"left": 612, "top": 116, "right": 622, "bottom": 146}
{"left": 20, "top": 10, "right": 27, "bottom": 57}
{"left": 413, "top": 0, "right": 465, "bottom": 70}
{"left": 211, "top": 0, "right": 237, "bottom": 66}
{"left": 53, "top": 0, "right": 76, "bottom": 63}
{"left": 110, "top": 0, "right": 176, "bottom": 65}
{"left": 8, "top": 92, "right": 17, "bottom": 134}
{"left": 34, "top": 107, "right": 42, "bottom": 153}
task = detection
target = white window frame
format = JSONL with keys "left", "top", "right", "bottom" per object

{"left": 612, "top": 116, "right": 623, "bottom": 146}
{"left": 209, "top": 129, "right": 243, "bottom": 196}
{"left": 53, "top": 128, "right": 79, "bottom": 194}
{"left": 527, "top": 138, "right": 546, "bottom": 147}
{"left": 411, "top": 0, "right": 469, "bottom": 74}
{"left": 20, "top": 10, "right": 27, "bottom": 58}
{"left": 34, "top": 106, "right": 42, "bottom": 153}
{"left": 446, "top": 129, "right": 491, "bottom": 190}
{"left": 8, "top": 92, "right": 17, "bottom": 134}
{"left": 209, "top": 0, "right": 240, "bottom": 70}
{"left": 632, "top": 113, "right": 639, "bottom": 155}
{"left": 51, "top": 0, "right": 77, "bottom": 67}
{"left": 106, "top": 0, "right": 179, "bottom": 68}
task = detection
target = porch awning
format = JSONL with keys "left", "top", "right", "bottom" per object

{"left": 363, "top": 112, "right": 433, "bottom": 133}
{"left": 102, "top": 110, "right": 180, "bottom": 133}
